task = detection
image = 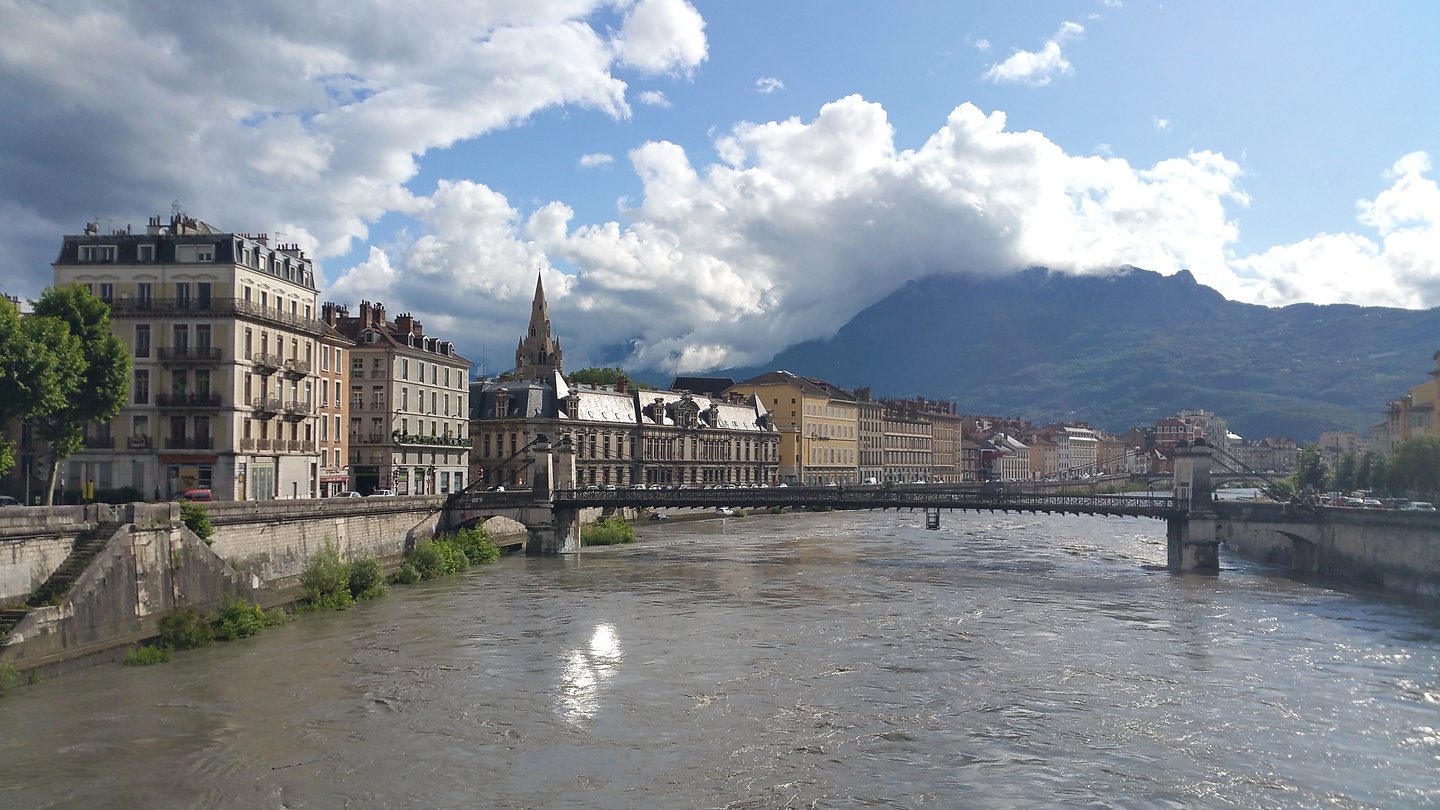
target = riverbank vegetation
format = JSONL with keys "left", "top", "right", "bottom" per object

{"left": 582, "top": 516, "right": 636, "bottom": 546}
{"left": 122, "top": 597, "right": 290, "bottom": 666}
{"left": 392, "top": 527, "right": 502, "bottom": 584}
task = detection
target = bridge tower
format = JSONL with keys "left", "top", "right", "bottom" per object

{"left": 525, "top": 434, "right": 580, "bottom": 555}
{"left": 1167, "top": 439, "right": 1219, "bottom": 572}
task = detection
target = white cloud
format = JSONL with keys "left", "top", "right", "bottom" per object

{"left": 982, "top": 21, "right": 1084, "bottom": 86}
{"left": 755, "top": 77, "right": 785, "bottom": 94}
{"left": 637, "top": 89, "right": 672, "bottom": 107}
{"left": 329, "top": 95, "right": 1440, "bottom": 375}
{"left": 0, "top": 0, "right": 708, "bottom": 291}
{"left": 973, "top": 38, "right": 992, "bottom": 52}
{"left": 578, "top": 153, "right": 615, "bottom": 168}
{"left": 1232, "top": 152, "right": 1440, "bottom": 307}
{"left": 1154, "top": 117, "right": 1171, "bottom": 131}
{"left": 614, "top": 0, "right": 708, "bottom": 75}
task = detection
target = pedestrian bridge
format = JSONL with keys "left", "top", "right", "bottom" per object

{"left": 442, "top": 434, "right": 1223, "bottom": 571}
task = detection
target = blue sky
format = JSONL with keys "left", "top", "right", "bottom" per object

{"left": 2, "top": 1, "right": 1438, "bottom": 376}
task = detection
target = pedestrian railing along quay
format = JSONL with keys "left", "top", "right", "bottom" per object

{"left": 539, "top": 486, "right": 1181, "bottom": 519}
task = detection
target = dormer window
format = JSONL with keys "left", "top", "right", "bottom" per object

{"left": 79, "top": 245, "right": 116, "bottom": 262}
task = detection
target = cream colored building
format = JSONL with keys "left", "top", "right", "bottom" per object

{"left": 51, "top": 212, "right": 350, "bottom": 500}
{"left": 728, "top": 371, "right": 859, "bottom": 484}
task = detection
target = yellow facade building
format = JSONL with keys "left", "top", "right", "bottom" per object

{"left": 727, "top": 371, "right": 859, "bottom": 485}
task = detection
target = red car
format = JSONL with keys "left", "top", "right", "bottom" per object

{"left": 178, "top": 489, "right": 213, "bottom": 502}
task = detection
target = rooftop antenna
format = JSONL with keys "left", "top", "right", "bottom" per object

{"left": 171, "top": 200, "right": 183, "bottom": 218}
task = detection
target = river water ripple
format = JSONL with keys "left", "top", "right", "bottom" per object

{"left": 2, "top": 510, "right": 1439, "bottom": 809}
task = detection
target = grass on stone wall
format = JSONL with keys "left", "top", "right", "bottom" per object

{"left": 180, "top": 501, "right": 214, "bottom": 545}
{"left": 124, "top": 645, "right": 172, "bottom": 666}
{"left": 582, "top": 516, "right": 636, "bottom": 546}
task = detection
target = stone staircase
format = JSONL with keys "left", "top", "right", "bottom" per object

{"left": 0, "top": 521, "right": 124, "bottom": 645}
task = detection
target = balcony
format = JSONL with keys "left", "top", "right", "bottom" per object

{"left": 82, "top": 435, "right": 115, "bottom": 449}
{"left": 282, "top": 400, "right": 312, "bottom": 421}
{"left": 282, "top": 358, "right": 311, "bottom": 379}
{"left": 352, "top": 432, "right": 388, "bottom": 444}
{"left": 156, "top": 347, "right": 222, "bottom": 363}
{"left": 251, "top": 353, "right": 284, "bottom": 375}
{"left": 370, "top": 369, "right": 387, "bottom": 379}
{"left": 393, "top": 433, "right": 474, "bottom": 448}
{"left": 126, "top": 436, "right": 153, "bottom": 450}
{"left": 164, "top": 436, "right": 214, "bottom": 450}
{"left": 106, "top": 297, "right": 332, "bottom": 337}
{"left": 157, "top": 392, "right": 223, "bottom": 409}
{"left": 250, "top": 397, "right": 283, "bottom": 419}
{"left": 239, "top": 437, "right": 255, "bottom": 451}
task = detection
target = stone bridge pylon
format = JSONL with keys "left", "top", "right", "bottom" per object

{"left": 1168, "top": 439, "right": 1219, "bottom": 572}
{"left": 441, "top": 433, "right": 583, "bottom": 555}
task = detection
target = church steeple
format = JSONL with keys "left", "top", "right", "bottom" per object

{"left": 515, "top": 271, "right": 563, "bottom": 379}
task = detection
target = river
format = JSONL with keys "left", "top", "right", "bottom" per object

{"left": 2, "top": 510, "right": 1439, "bottom": 809}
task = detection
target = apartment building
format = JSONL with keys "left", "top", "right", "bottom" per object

{"left": 728, "top": 371, "right": 859, "bottom": 485}
{"left": 50, "top": 212, "right": 350, "bottom": 500}
{"left": 852, "top": 388, "right": 884, "bottom": 483}
{"left": 327, "top": 301, "right": 471, "bottom": 496}
{"left": 880, "top": 400, "right": 933, "bottom": 483}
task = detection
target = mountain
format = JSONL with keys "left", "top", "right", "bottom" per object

{"left": 712, "top": 268, "right": 1440, "bottom": 440}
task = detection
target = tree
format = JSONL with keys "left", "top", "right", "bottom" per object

{"left": 1389, "top": 436, "right": 1440, "bottom": 501}
{"left": 567, "top": 366, "right": 649, "bottom": 389}
{"left": 0, "top": 298, "right": 83, "bottom": 477}
{"left": 1333, "top": 451, "right": 1357, "bottom": 492}
{"left": 30, "top": 285, "right": 130, "bottom": 504}
{"left": 1294, "top": 442, "right": 1330, "bottom": 494}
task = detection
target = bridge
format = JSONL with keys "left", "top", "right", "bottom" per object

{"left": 442, "top": 435, "right": 1224, "bottom": 572}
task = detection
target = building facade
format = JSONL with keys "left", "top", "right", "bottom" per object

{"left": 50, "top": 212, "right": 350, "bottom": 500}
{"left": 327, "top": 301, "right": 471, "bottom": 496}
{"left": 727, "top": 371, "right": 859, "bottom": 485}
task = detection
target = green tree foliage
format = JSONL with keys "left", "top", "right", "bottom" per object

{"left": 1294, "top": 442, "right": 1330, "bottom": 494}
{"left": 1361, "top": 450, "right": 1390, "bottom": 493}
{"left": 179, "top": 501, "right": 214, "bottom": 545}
{"left": 1390, "top": 436, "right": 1440, "bottom": 501}
{"left": 0, "top": 298, "right": 83, "bottom": 476}
{"left": 30, "top": 285, "right": 131, "bottom": 504}
{"left": 347, "top": 556, "right": 387, "bottom": 600}
{"left": 1333, "top": 451, "right": 1358, "bottom": 492}
{"left": 158, "top": 608, "right": 215, "bottom": 650}
{"left": 567, "top": 367, "right": 649, "bottom": 390}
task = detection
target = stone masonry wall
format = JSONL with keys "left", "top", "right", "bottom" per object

{"left": 1216, "top": 502, "right": 1440, "bottom": 598}
{"left": 204, "top": 495, "right": 446, "bottom": 586}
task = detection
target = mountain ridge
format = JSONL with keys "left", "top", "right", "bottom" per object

{"left": 694, "top": 267, "right": 1439, "bottom": 439}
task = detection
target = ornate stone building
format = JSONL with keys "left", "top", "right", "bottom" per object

{"left": 469, "top": 276, "right": 779, "bottom": 489}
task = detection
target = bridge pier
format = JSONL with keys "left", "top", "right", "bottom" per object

{"left": 525, "top": 507, "right": 580, "bottom": 555}
{"left": 1167, "top": 440, "right": 1219, "bottom": 573}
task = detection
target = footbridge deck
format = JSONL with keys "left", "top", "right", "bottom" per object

{"left": 451, "top": 486, "right": 1182, "bottom": 520}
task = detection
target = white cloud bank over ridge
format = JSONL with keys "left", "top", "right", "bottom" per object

{"left": 3, "top": 1, "right": 1438, "bottom": 376}
{"left": 332, "top": 95, "right": 1440, "bottom": 372}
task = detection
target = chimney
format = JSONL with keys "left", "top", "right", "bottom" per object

{"left": 373, "top": 303, "right": 386, "bottom": 327}
{"left": 412, "top": 320, "right": 423, "bottom": 338}
{"left": 396, "top": 313, "right": 414, "bottom": 336}
{"left": 616, "top": 376, "right": 628, "bottom": 394}
{"left": 358, "top": 300, "right": 371, "bottom": 325}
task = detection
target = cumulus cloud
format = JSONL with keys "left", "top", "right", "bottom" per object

{"left": 637, "top": 89, "right": 672, "bottom": 107}
{"left": 982, "top": 21, "right": 1084, "bottom": 86}
{"left": 613, "top": 0, "right": 708, "bottom": 75}
{"left": 973, "top": 38, "right": 992, "bottom": 52}
{"left": 578, "top": 153, "right": 615, "bottom": 168}
{"left": 0, "top": 0, "right": 707, "bottom": 292}
{"left": 755, "top": 77, "right": 785, "bottom": 94}
{"left": 1154, "top": 117, "right": 1171, "bottom": 131}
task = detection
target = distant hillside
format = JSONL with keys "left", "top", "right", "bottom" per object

{"left": 706, "top": 268, "right": 1440, "bottom": 440}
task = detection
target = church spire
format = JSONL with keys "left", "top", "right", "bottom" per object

{"left": 515, "top": 270, "right": 562, "bottom": 379}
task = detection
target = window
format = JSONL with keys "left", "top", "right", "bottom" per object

{"left": 79, "top": 245, "right": 116, "bottom": 262}
{"left": 136, "top": 283, "right": 152, "bottom": 303}
{"left": 402, "top": 359, "right": 409, "bottom": 380}
{"left": 134, "top": 370, "right": 149, "bottom": 404}
{"left": 134, "top": 325, "right": 150, "bottom": 358}
{"left": 175, "top": 283, "right": 190, "bottom": 305}
{"left": 137, "top": 244, "right": 155, "bottom": 262}
{"left": 99, "top": 283, "right": 114, "bottom": 302}
{"left": 196, "top": 325, "right": 211, "bottom": 350}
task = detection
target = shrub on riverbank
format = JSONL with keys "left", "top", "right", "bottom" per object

{"left": 213, "top": 597, "right": 286, "bottom": 640}
{"left": 582, "top": 516, "right": 636, "bottom": 546}
{"left": 398, "top": 527, "right": 502, "bottom": 582}
{"left": 300, "top": 543, "right": 394, "bottom": 609}
{"left": 124, "top": 644, "right": 171, "bottom": 666}
{"left": 159, "top": 607, "right": 214, "bottom": 650}
{"left": 180, "top": 501, "right": 214, "bottom": 545}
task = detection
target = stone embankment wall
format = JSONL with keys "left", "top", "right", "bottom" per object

{"left": 3, "top": 503, "right": 267, "bottom": 673}
{"left": 1216, "top": 502, "right": 1440, "bottom": 598}
{"left": 0, "top": 504, "right": 114, "bottom": 603}
{"left": 204, "top": 495, "right": 446, "bottom": 587}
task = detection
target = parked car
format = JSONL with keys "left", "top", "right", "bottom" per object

{"left": 337, "top": 491, "right": 362, "bottom": 498}
{"left": 0, "top": 495, "right": 20, "bottom": 507}
{"left": 1405, "top": 501, "right": 1436, "bottom": 511}
{"left": 178, "top": 489, "right": 213, "bottom": 502}
{"left": 369, "top": 489, "right": 396, "bottom": 497}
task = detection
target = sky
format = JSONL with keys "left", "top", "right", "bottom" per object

{"left": 2, "top": 0, "right": 1438, "bottom": 378}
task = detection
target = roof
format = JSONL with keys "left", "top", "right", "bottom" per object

{"left": 733, "top": 370, "right": 854, "bottom": 400}
{"left": 670, "top": 376, "right": 735, "bottom": 396}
